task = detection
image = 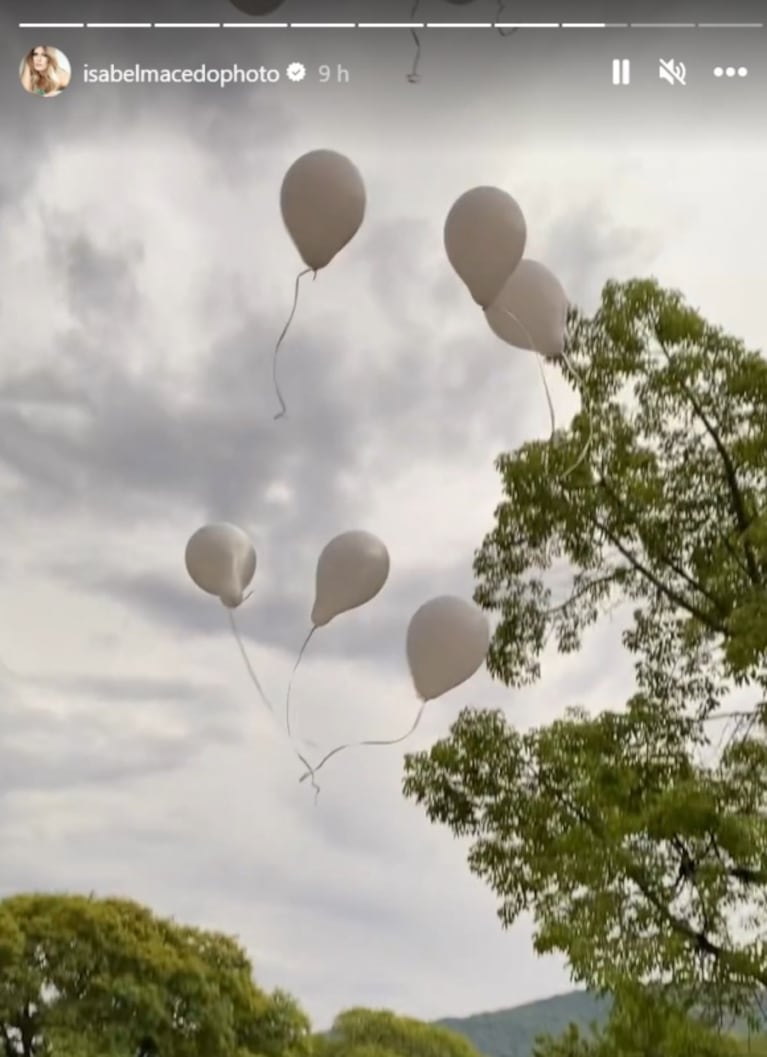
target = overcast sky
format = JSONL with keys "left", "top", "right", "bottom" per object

{"left": 1, "top": 0, "right": 766, "bottom": 1032}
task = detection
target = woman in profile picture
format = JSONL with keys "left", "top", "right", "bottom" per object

{"left": 20, "top": 45, "right": 71, "bottom": 96}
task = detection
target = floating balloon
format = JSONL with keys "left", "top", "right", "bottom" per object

{"left": 185, "top": 523, "right": 255, "bottom": 608}
{"left": 485, "top": 259, "right": 568, "bottom": 362}
{"left": 228, "top": 0, "right": 286, "bottom": 13}
{"left": 311, "top": 531, "right": 390, "bottom": 627}
{"left": 296, "top": 595, "right": 490, "bottom": 790}
{"left": 281, "top": 150, "right": 366, "bottom": 272}
{"left": 286, "top": 531, "right": 390, "bottom": 742}
{"left": 185, "top": 523, "right": 281, "bottom": 727}
{"left": 406, "top": 596, "right": 489, "bottom": 701}
{"left": 487, "top": 260, "right": 591, "bottom": 477}
{"left": 444, "top": 187, "right": 527, "bottom": 308}
{"left": 272, "top": 150, "right": 366, "bottom": 417}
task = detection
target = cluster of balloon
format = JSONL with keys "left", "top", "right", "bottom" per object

{"left": 298, "top": 595, "right": 490, "bottom": 786}
{"left": 444, "top": 185, "right": 584, "bottom": 456}
{"left": 273, "top": 150, "right": 366, "bottom": 418}
{"left": 184, "top": 522, "right": 489, "bottom": 800}
{"left": 407, "top": 0, "right": 518, "bottom": 83}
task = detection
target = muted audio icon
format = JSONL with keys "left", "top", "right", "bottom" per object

{"left": 659, "top": 58, "right": 686, "bottom": 85}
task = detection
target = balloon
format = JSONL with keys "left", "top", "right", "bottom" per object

{"left": 406, "top": 596, "right": 490, "bottom": 701}
{"left": 185, "top": 523, "right": 256, "bottom": 609}
{"left": 444, "top": 187, "right": 526, "bottom": 308}
{"left": 280, "top": 150, "right": 366, "bottom": 271}
{"left": 311, "top": 530, "right": 390, "bottom": 627}
{"left": 228, "top": 0, "right": 286, "bottom": 13}
{"left": 485, "top": 259, "right": 569, "bottom": 361}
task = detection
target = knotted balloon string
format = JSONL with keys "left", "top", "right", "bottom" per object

{"left": 273, "top": 266, "right": 314, "bottom": 420}
{"left": 227, "top": 609, "right": 321, "bottom": 800}
{"left": 495, "top": 0, "right": 519, "bottom": 36}
{"left": 407, "top": 0, "right": 422, "bottom": 83}
{"left": 285, "top": 626, "right": 316, "bottom": 740}
{"left": 297, "top": 700, "right": 427, "bottom": 784}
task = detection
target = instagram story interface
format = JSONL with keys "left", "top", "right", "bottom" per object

{"left": 3, "top": 1, "right": 767, "bottom": 1055}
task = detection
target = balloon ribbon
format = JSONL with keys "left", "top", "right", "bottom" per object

{"left": 285, "top": 625, "right": 316, "bottom": 739}
{"left": 407, "top": 0, "right": 422, "bottom": 83}
{"left": 227, "top": 609, "right": 321, "bottom": 800}
{"left": 272, "top": 266, "right": 314, "bottom": 419}
{"left": 495, "top": 1, "right": 520, "bottom": 36}
{"left": 297, "top": 700, "right": 427, "bottom": 784}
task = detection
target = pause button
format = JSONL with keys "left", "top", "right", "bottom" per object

{"left": 612, "top": 58, "right": 630, "bottom": 85}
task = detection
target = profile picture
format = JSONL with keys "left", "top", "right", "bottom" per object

{"left": 19, "top": 45, "right": 71, "bottom": 97}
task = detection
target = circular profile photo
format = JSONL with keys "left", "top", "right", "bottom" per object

{"left": 19, "top": 45, "right": 71, "bottom": 97}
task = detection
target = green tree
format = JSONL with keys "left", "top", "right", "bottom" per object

{"left": 0, "top": 892, "right": 311, "bottom": 1057}
{"left": 403, "top": 279, "right": 767, "bottom": 1023}
{"left": 317, "top": 1008, "right": 484, "bottom": 1057}
{"left": 534, "top": 987, "right": 767, "bottom": 1057}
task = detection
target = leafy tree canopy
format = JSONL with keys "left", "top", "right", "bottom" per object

{"left": 534, "top": 986, "right": 767, "bottom": 1057}
{"left": 403, "top": 279, "right": 767, "bottom": 1023}
{"left": 317, "top": 1008, "right": 484, "bottom": 1057}
{"left": 0, "top": 892, "right": 310, "bottom": 1057}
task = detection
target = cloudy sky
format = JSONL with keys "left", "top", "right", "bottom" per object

{"left": 1, "top": 0, "right": 766, "bottom": 1030}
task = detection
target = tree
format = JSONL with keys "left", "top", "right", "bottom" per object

{"left": 314, "top": 1006, "right": 483, "bottom": 1057}
{"left": 533, "top": 986, "right": 767, "bottom": 1057}
{"left": 403, "top": 279, "right": 767, "bottom": 1023}
{"left": 316, "top": 1008, "right": 484, "bottom": 1057}
{"left": 0, "top": 892, "right": 311, "bottom": 1057}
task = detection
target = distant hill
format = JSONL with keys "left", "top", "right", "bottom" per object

{"left": 435, "top": 991, "right": 610, "bottom": 1057}
{"left": 436, "top": 989, "right": 767, "bottom": 1057}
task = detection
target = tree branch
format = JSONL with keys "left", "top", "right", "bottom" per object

{"left": 590, "top": 514, "right": 727, "bottom": 633}
{"left": 544, "top": 573, "right": 621, "bottom": 616}
{"left": 654, "top": 331, "right": 762, "bottom": 587}
{"left": 0, "top": 1025, "right": 16, "bottom": 1057}
{"left": 534, "top": 762, "right": 767, "bottom": 989}
{"left": 596, "top": 475, "right": 729, "bottom": 618}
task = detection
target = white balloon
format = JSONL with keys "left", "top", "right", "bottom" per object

{"left": 311, "top": 530, "right": 390, "bottom": 627}
{"left": 406, "top": 596, "right": 490, "bottom": 702}
{"left": 485, "top": 259, "right": 569, "bottom": 361}
{"left": 280, "top": 149, "right": 366, "bottom": 271}
{"left": 185, "top": 523, "right": 256, "bottom": 609}
{"left": 444, "top": 186, "right": 527, "bottom": 308}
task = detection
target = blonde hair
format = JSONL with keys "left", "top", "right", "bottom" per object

{"left": 23, "top": 45, "right": 61, "bottom": 95}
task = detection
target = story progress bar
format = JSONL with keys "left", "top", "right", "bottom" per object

{"left": 17, "top": 21, "right": 767, "bottom": 29}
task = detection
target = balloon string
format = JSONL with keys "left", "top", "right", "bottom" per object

{"left": 298, "top": 700, "right": 427, "bottom": 784}
{"left": 407, "top": 0, "right": 422, "bottom": 83}
{"left": 559, "top": 349, "right": 593, "bottom": 480}
{"left": 534, "top": 351, "right": 556, "bottom": 438}
{"left": 228, "top": 609, "right": 322, "bottom": 802}
{"left": 285, "top": 625, "right": 316, "bottom": 740}
{"left": 495, "top": 1, "right": 519, "bottom": 36}
{"left": 497, "top": 307, "right": 556, "bottom": 438}
{"left": 227, "top": 609, "right": 274, "bottom": 714}
{"left": 273, "top": 266, "right": 313, "bottom": 420}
